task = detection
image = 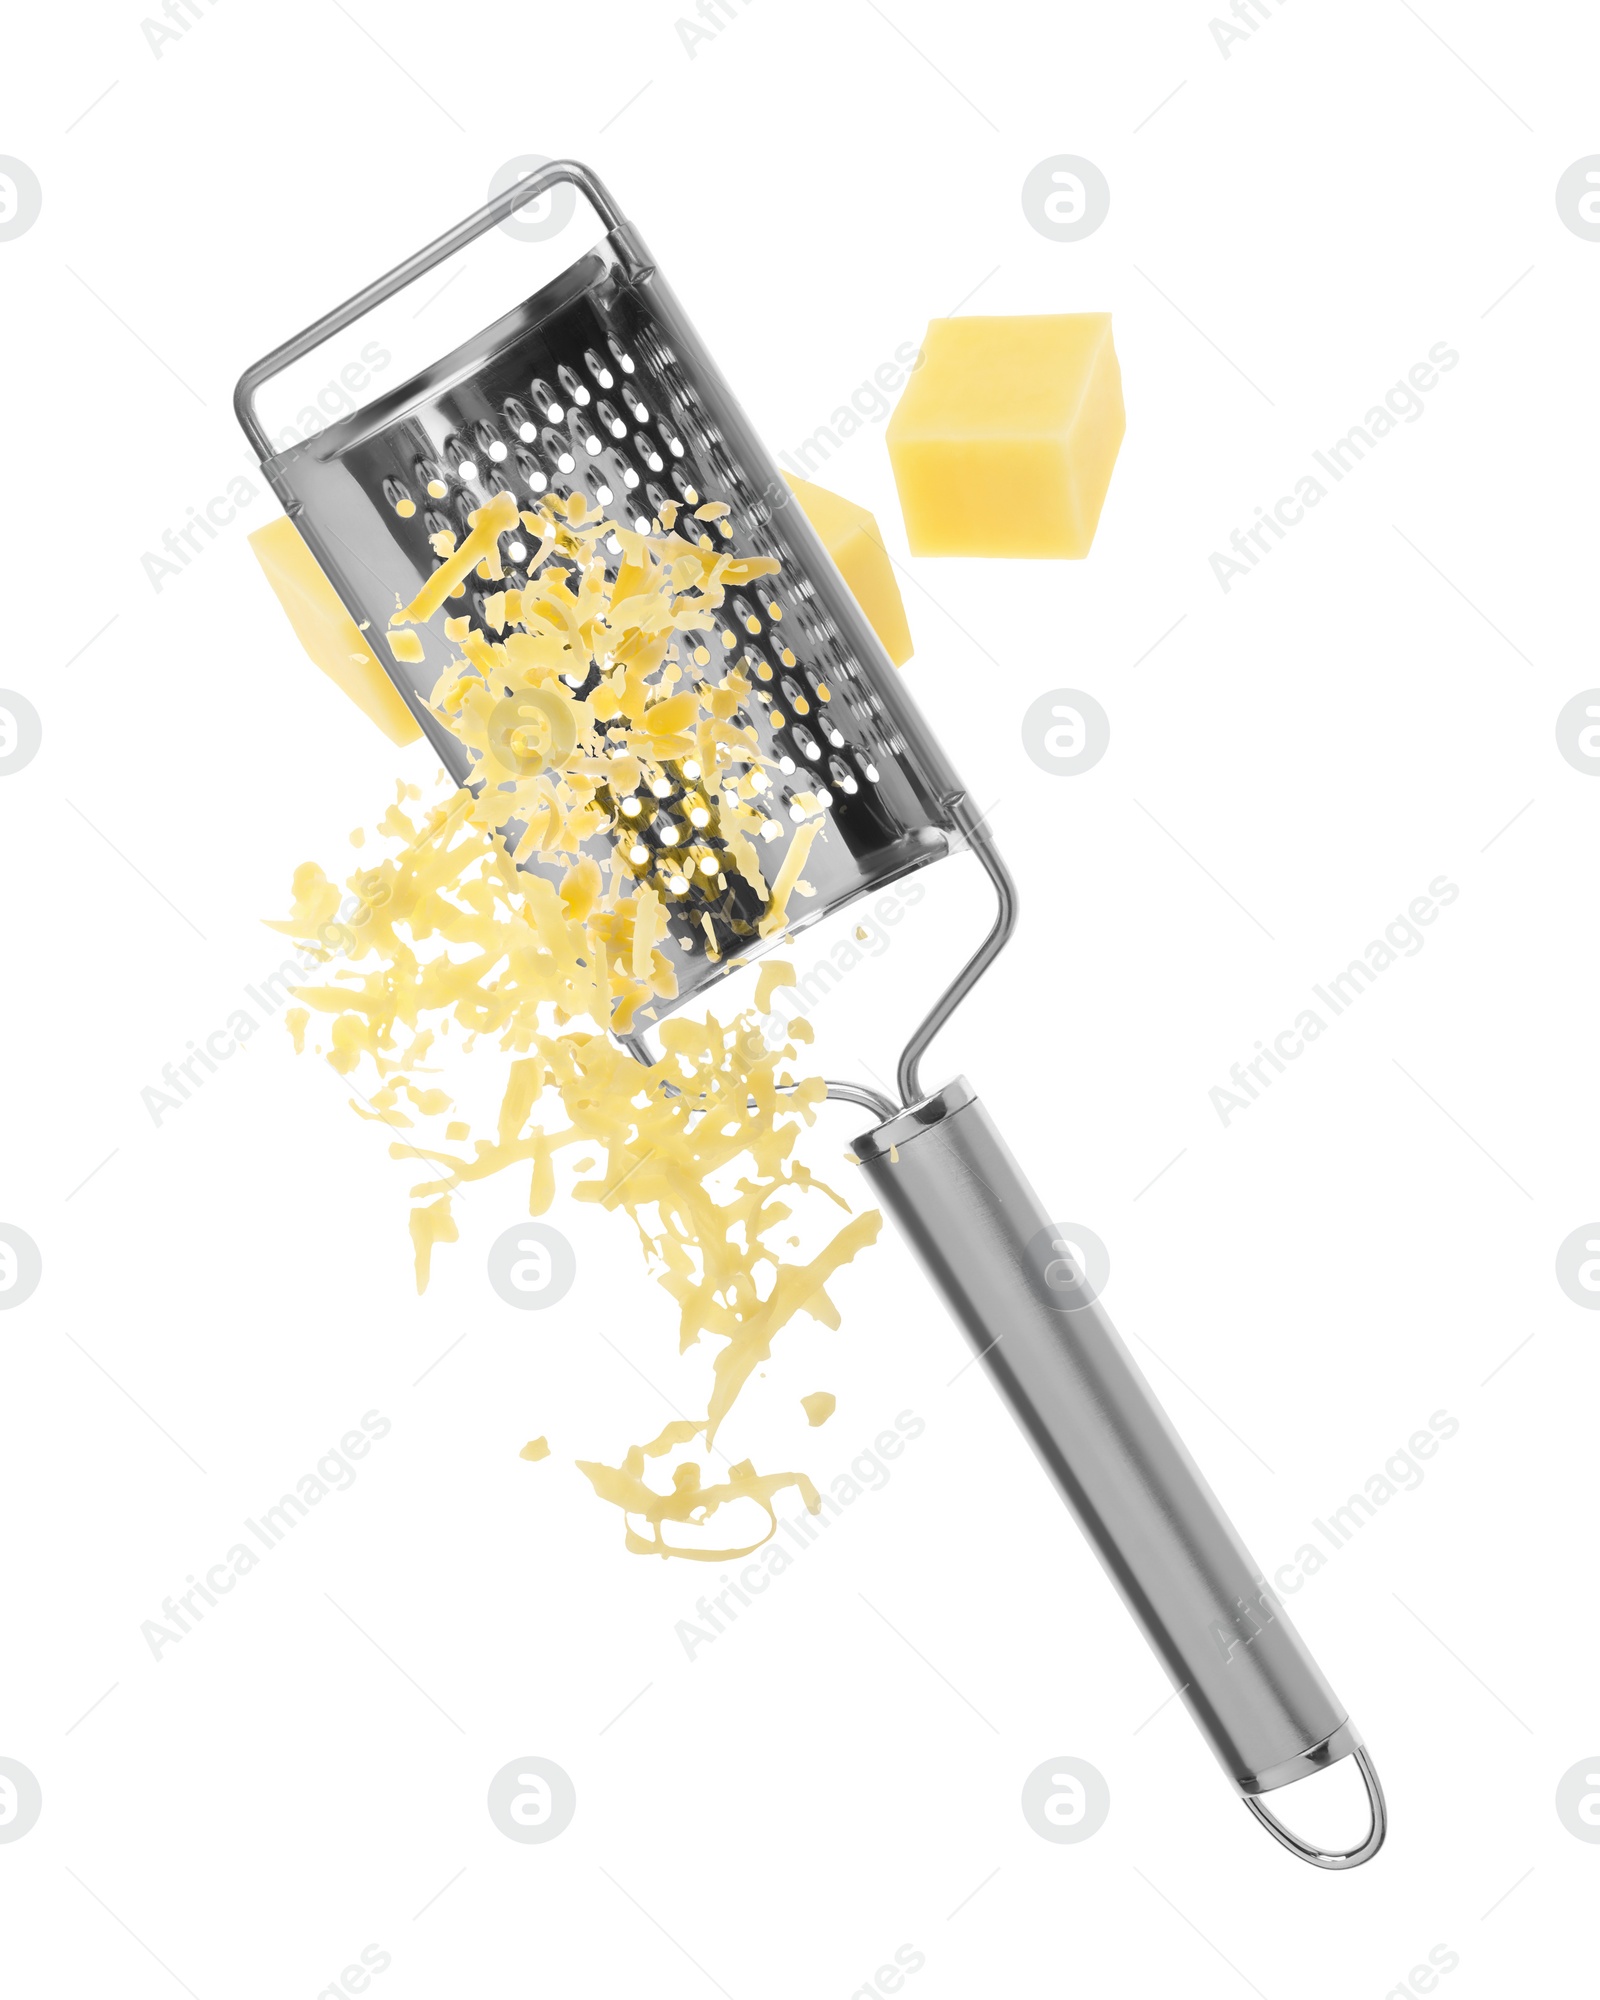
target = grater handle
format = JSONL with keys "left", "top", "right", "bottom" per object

{"left": 234, "top": 159, "right": 627, "bottom": 461}
{"left": 853, "top": 1077, "right": 1384, "bottom": 1866}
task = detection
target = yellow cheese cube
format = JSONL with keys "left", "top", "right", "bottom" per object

{"left": 249, "top": 516, "right": 421, "bottom": 747}
{"left": 885, "top": 314, "right": 1124, "bottom": 558}
{"left": 782, "top": 472, "right": 914, "bottom": 666}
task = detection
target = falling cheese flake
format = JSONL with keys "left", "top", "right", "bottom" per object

{"left": 759, "top": 819, "right": 820, "bottom": 937}
{"left": 576, "top": 1419, "right": 821, "bottom": 1561}
{"left": 755, "top": 959, "right": 796, "bottom": 1011}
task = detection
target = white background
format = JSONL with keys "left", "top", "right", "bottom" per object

{"left": 2, "top": 0, "right": 1598, "bottom": 1993}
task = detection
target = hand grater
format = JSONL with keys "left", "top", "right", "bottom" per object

{"left": 236, "top": 160, "right": 1385, "bottom": 1868}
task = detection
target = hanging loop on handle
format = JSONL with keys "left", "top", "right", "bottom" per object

{"left": 1243, "top": 1743, "right": 1387, "bottom": 1869}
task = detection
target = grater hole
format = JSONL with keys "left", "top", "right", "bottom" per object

{"left": 606, "top": 335, "right": 636, "bottom": 374}
{"left": 584, "top": 348, "right": 614, "bottom": 388}
{"left": 634, "top": 433, "right": 665, "bottom": 473}
{"left": 415, "top": 456, "right": 449, "bottom": 500}
{"left": 596, "top": 400, "right": 627, "bottom": 440}
{"left": 530, "top": 377, "right": 562, "bottom": 421}
{"left": 382, "top": 476, "right": 415, "bottom": 519}
{"left": 557, "top": 363, "right": 591, "bottom": 407}
{"left": 503, "top": 396, "right": 536, "bottom": 442}
{"left": 657, "top": 417, "right": 685, "bottom": 458}
{"left": 515, "top": 447, "right": 547, "bottom": 493}
{"left": 792, "top": 724, "right": 822, "bottom": 763}
{"left": 828, "top": 754, "right": 858, "bottom": 795}
{"left": 443, "top": 433, "right": 479, "bottom": 484}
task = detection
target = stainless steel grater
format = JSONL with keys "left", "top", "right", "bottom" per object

{"left": 236, "top": 159, "right": 1385, "bottom": 1868}
{"left": 236, "top": 168, "right": 960, "bottom": 1048}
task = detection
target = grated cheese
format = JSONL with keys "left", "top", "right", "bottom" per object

{"left": 274, "top": 484, "right": 881, "bottom": 1559}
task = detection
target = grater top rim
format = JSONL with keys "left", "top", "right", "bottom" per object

{"left": 235, "top": 157, "right": 630, "bottom": 462}
{"left": 268, "top": 243, "right": 633, "bottom": 475}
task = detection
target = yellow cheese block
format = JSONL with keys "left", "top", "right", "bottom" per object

{"left": 885, "top": 314, "right": 1124, "bottom": 558}
{"left": 249, "top": 515, "right": 421, "bottom": 747}
{"left": 782, "top": 473, "right": 913, "bottom": 666}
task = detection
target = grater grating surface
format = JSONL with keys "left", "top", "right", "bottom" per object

{"left": 242, "top": 186, "right": 970, "bottom": 1035}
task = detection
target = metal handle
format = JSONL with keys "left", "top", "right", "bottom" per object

{"left": 854, "top": 1078, "right": 1384, "bottom": 1864}
{"left": 233, "top": 158, "right": 628, "bottom": 461}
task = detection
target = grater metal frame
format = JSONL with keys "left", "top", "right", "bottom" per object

{"left": 236, "top": 162, "right": 993, "bottom": 1057}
